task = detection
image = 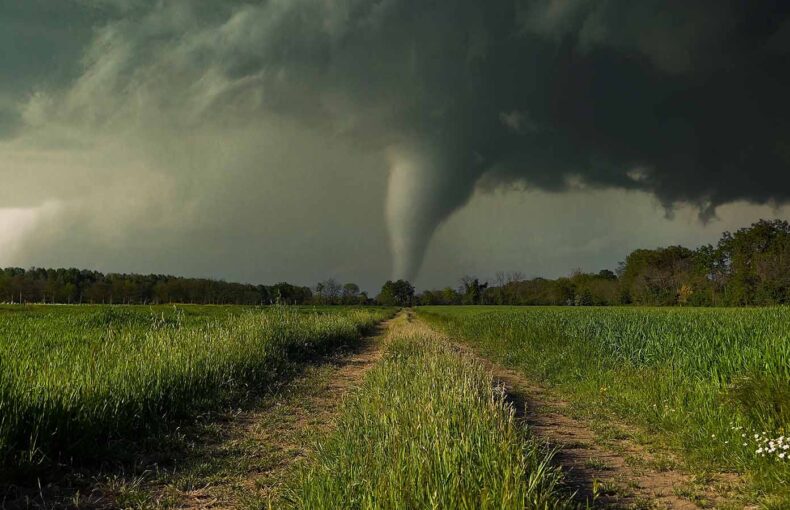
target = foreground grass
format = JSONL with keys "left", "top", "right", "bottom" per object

{"left": 287, "top": 315, "right": 573, "bottom": 509}
{"left": 418, "top": 306, "right": 790, "bottom": 506}
{"left": 104, "top": 356, "right": 365, "bottom": 509}
{"left": 0, "top": 305, "right": 391, "bottom": 472}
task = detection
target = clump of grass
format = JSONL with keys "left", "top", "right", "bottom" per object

{"left": 0, "top": 305, "right": 391, "bottom": 470}
{"left": 287, "top": 321, "right": 573, "bottom": 509}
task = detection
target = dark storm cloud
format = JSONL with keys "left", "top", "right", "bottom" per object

{"left": 241, "top": 0, "right": 790, "bottom": 277}
{"left": 0, "top": 1, "right": 102, "bottom": 134}
{"left": 3, "top": 0, "right": 790, "bottom": 281}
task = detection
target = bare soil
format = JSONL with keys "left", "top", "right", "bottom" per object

{"left": 151, "top": 319, "right": 392, "bottom": 509}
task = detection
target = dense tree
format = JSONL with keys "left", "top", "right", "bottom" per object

{"left": 617, "top": 246, "right": 696, "bottom": 305}
{"left": 341, "top": 283, "right": 361, "bottom": 304}
{"left": 377, "top": 280, "right": 415, "bottom": 307}
{"left": 0, "top": 268, "right": 313, "bottom": 305}
{"left": 416, "top": 219, "right": 790, "bottom": 307}
{"left": 314, "top": 278, "right": 344, "bottom": 304}
{"left": 717, "top": 219, "right": 790, "bottom": 305}
{"left": 459, "top": 276, "right": 488, "bottom": 305}
{"left": 3, "top": 219, "right": 787, "bottom": 308}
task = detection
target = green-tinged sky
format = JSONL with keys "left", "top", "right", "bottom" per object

{"left": 1, "top": 0, "right": 789, "bottom": 291}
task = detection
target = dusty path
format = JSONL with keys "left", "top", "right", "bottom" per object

{"left": 148, "top": 317, "right": 393, "bottom": 509}
{"left": 479, "top": 359, "right": 741, "bottom": 509}
{"left": 413, "top": 313, "right": 742, "bottom": 510}
{"left": 0, "top": 318, "right": 397, "bottom": 510}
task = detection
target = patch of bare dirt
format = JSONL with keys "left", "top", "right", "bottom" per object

{"left": 161, "top": 318, "right": 394, "bottom": 509}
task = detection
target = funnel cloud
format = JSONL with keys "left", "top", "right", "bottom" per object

{"left": 1, "top": 1, "right": 789, "bottom": 286}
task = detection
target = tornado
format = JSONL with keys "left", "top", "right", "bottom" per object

{"left": 385, "top": 144, "right": 480, "bottom": 281}
{"left": 9, "top": 0, "right": 789, "bottom": 285}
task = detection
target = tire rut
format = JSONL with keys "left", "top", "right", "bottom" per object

{"left": 148, "top": 318, "right": 394, "bottom": 509}
{"left": 417, "top": 315, "right": 742, "bottom": 510}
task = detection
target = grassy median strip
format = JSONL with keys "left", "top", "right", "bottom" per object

{"left": 287, "top": 317, "right": 572, "bottom": 509}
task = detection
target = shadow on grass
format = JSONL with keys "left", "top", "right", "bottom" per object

{"left": 0, "top": 326, "right": 384, "bottom": 510}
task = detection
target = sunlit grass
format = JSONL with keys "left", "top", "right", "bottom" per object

{"left": 418, "top": 306, "right": 790, "bottom": 504}
{"left": 0, "top": 305, "right": 391, "bottom": 469}
{"left": 288, "top": 317, "right": 573, "bottom": 509}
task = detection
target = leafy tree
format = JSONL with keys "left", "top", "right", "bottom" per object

{"left": 377, "top": 280, "right": 415, "bottom": 307}
{"left": 342, "top": 283, "right": 361, "bottom": 304}
{"left": 459, "top": 276, "right": 488, "bottom": 305}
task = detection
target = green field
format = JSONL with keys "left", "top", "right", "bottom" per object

{"left": 288, "top": 315, "right": 572, "bottom": 509}
{"left": 0, "top": 304, "right": 391, "bottom": 470}
{"left": 418, "top": 306, "right": 790, "bottom": 503}
{"left": 3, "top": 304, "right": 789, "bottom": 507}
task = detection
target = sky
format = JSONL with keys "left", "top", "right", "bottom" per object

{"left": 1, "top": 0, "right": 789, "bottom": 292}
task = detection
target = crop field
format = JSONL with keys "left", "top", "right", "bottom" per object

{"left": 287, "top": 315, "right": 572, "bottom": 509}
{"left": 3, "top": 304, "right": 789, "bottom": 508}
{"left": 418, "top": 306, "right": 790, "bottom": 505}
{"left": 0, "top": 304, "right": 390, "bottom": 471}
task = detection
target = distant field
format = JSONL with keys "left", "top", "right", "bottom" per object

{"left": 0, "top": 304, "right": 391, "bottom": 471}
{"left": 418, "top": 306, "right": 790, "bottom": 502}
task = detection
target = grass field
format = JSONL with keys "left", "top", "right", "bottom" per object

{"left": 0, "top": 304, "right": 391, "bottom": 472}
{"left": 287, "top": 314, "right": 573, "bottom": 509}
{"left": 418, "top": 306, "right": 790, "bottom": 506}
{"left": 4, "top": 304, "right": 789, "bottom": 507}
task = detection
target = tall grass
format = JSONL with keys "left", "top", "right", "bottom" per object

{"left": 0, "top": 305, "right": 390, "bottom": 469}
{"left": 418, "top": 306, "right": 790, "bottom": 503}
{"left": 288, "top": 317, "right": 572, "bottom": 509}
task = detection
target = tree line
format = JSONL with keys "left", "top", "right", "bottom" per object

{"left": 3, "top": 219, "right": 787, "bottom": 307}
{"left": 0, "top": 268, "right": 314, "bottom": 305}
{"left": 416, "top": 219, "right": 790, "bottom": 307}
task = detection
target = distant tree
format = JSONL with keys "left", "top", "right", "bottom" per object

{"left": 459, "top": 276, "right": 488, "bottom": 305}
{"left": 574, "top": 288, "right": 594, "bottom": 306}
{"left": 718, "top": 219, "right": 790, "bottom": 305}
{"left": 377, "top": 279, "right": 415, "bottom": 307}
{"left": 417, "top": 289, "right": 441, "bottom": 305}
{"left": 618, "top": 246, "right": 696, "bottom": 305}
{"left": 442, "top": 287, "right": 459, "bottom": 305}
{"left": 314, "top": 282, "right": 325, "bottom": 302}
{"left": 315, "top": 278, "right": 343, "bottom": 304}
{"left": 677, "top": 283, "right": 694, "bottom": 305}
{"left": 342, "top": 282, "right": 361, "bottom": 304}
{"left": 597, "top": 269, "right": 617, "bottom": 281}
{"left": 0, "top": 266, "right": 317, "bottom": 305}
